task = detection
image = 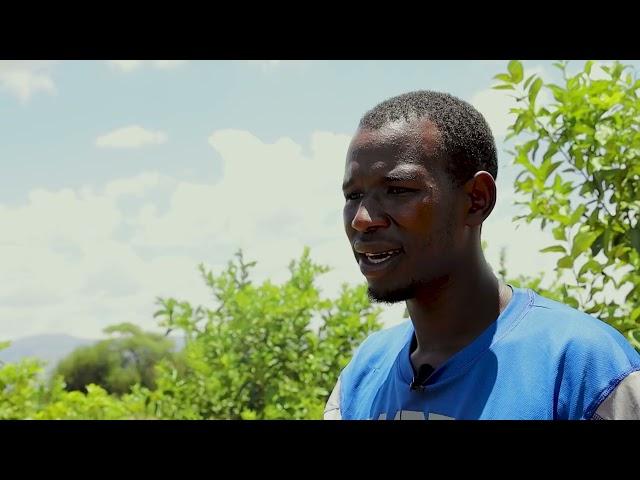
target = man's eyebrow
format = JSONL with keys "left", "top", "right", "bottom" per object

{"left": 342, "top": 169, "right": 422, "bottom": 191}
{"left": 382, "top": 171, "right": 421, "bottom": 182}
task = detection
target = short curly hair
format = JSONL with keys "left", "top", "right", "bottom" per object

{"left": 359, "top": 90, "right": 498, "bottom": 186}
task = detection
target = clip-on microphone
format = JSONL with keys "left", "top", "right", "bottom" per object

{"left": 410, "top": 363, "right": 434, "bottom": 392}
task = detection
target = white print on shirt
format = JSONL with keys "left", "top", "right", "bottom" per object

{"left": 376, "top": 410, "right": 455, "bottom": 420}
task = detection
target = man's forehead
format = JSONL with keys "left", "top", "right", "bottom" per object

{"left": 342, "top": 142, "right": 436, "bottom": 190}
{"left": 348, "top": 118, "right": 443, "bottom": 158}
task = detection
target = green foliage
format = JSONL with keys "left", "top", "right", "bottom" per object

{"left": 494, "top": 60, "right": 640, "bottom": 346}
{"left": 0, "top": 350, "right": 48, "bottom": 419}
{"left": 0, "top": 341, "right": 151, "bottom": 419}
{"left": 34, "top": 383, "right": 151, "bottom": 420}
{"left": 148, "top": 248, "right": 382, "bottom": 419}
{"left": 54, "top": 323, "right": 177, "bottom": 396}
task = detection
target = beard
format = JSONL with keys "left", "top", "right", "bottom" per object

{"left": 367, "top": 281, "right": 421, "bottom": 304}
{"left": 367, "top": 274, "right": 451, "bottom": 304}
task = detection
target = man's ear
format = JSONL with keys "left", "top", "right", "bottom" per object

{"left": 463, "top": 171, "right": 497, "bottom": 227}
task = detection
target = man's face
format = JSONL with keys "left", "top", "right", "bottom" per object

{"left": 342, "top": 119, "right": 467, "bottom": 303}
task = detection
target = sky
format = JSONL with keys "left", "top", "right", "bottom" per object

{"left": 1, "top": 59, "right": 633, "bottom": 340}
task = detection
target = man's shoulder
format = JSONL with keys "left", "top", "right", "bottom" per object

{"left": 517, "top": 289, "right": 640, "bottom": 419}
{"left": 520, "top": 289, "right": 637, "bottom": 353}
{"left": 511, "top": 289, "right": 640, "bottom": 381}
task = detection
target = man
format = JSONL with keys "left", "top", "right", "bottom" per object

{"left": 324, "top": 90, "right": 640, "bottom": 420}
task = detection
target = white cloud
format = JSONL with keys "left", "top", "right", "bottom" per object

{"left": 151, "top": 60, "right": 187, "bottom": 69}
{"left": 0, "top": 60, "right": 56, "bottom": 103}
{"left": 96, "top": 125, "right": 168, "bottom": 149}
{"left": 471, "top": 65, "right": 553, "bottom": 139}
{"left": 0, "top": 188, "right": 122, "bottom": 247}
{"left": 104, "top": 172, "right": 164, "bottom": 198}
{"left": 106, "top": 60, "right": 187, "bottom": 72}
{"left": 244, "top": 60, "right": 309, "bottom": 72}
{"left": 246, "top": 60, "right": 283, "bottom": 71}
{"left": 0, "top": 179, "right": 213, "bottom": 339}
{"left": 107, "top": 60, "right": 142, "bottom": 72}
{"left": 130, "top": 130, "right": 347, "bottom": 250}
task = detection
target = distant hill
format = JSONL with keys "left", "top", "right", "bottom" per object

{"left": 0, "top": 334, "right": 97, "bottom": 374}
{"left": 0, "top": 332, "right": 187, "bottom": 376}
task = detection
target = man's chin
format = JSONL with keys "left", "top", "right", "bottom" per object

{"left": 367, "top": 283, "right": 416, "bottom": 304}
{"left": 367, "top": 273, "right": 451, "bottom": 304}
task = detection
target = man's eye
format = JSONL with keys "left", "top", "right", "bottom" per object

{"left": 388, "top": 187, "right": 415, "bottom": 194}
{"left": 345, "top": 192, "right": 363, "bottom": 201}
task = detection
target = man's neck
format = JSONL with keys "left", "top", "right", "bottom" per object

{"left": 406, "top": 256, "right": 512, "bottom": 371}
